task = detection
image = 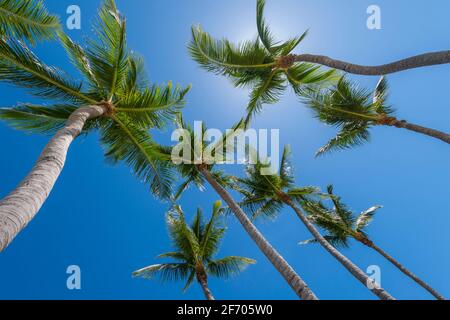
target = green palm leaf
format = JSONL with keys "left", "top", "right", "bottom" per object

{"left": 0, "top": 0, "right": 60, "bottom": 43}
{"left": 132, "top": 263, "right": 191, "bottom": 282}
{"left": 207, "top": 256, "right": 256, "bottom": 279}
{"left": 0, "top": 38, "right": 95, "bottom": 104}
{"left": 356, "top": 206, "right": 382, "bottom": 232}
{"left": 86, "top": 0, "right": 128, "bottom": 101}
{"left": 115, "top": 82, "right": 190, "bottom": 128}
{"left": 100, "top": 115, "right": 174, "bottom": 199}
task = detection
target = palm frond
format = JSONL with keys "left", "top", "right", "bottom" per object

{"left": 167, "top": 206, "right": 201, "bottom": 260}
{"left": 132, "top": 263, "right": 190, "bottom": 282}
{"left": 286, "top": 63, "right": 337, "bottom": 95}
{"left": 86, "top": 0, "right": 128, "bottom": 100}
{"left": 256, "top": 0, "right": 277, "bottom": 53}
{"left": 300, "top": 235, "right": 349, "bottom": 248}
{"left": 199, "top": 201, "right": 226, "bottom": 258}
{"left": 189, "top": 26, "right": 274, "bottom": 79}
{"left": 316, "top": 122, "right": 370, "bottom": 157}
{"left": 207, "top": 256, "right": 256, "bottom": 279}
{"left": 0, "top": 38, "right": 95, "bottom": 104}
{"left": 0, "top": 104, "right": 93, "bottom": 134}
{"left": 157, "top": 251, "right": 188, "bottom": 262}
{"left": 115, "top": 83, "right": 190, "bottom": 128}
{"left": 0, "top": 0, "right": 60, "bottom": 43}
{"left": 246, "top": 69, "right": 286, "bottom": 125}
{"left": 59, "top": 33, "right": 101, "bottom": 90}
{"left": 100, "top": 115, "right": 174, "bottom": 199}
{"left": 356, "top": 205, "right": 382, "bottom": 232}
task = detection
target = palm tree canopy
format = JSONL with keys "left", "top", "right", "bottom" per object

{"left": 300, "top": 185, "right": 383, "bottom": 248}
{"left": 0, "top": 0, "right": 190, "bottom": 199}
{"left": 188, "top": 0, "right": 336, "bottom": 126}
{"left": 303, "top": 76, "right": 395, "bottom": 156}
{"left": 132, "top": 201, "right": 255, "bottom": 291}
{"left": 0, "top": 0, "right": 60, "bottom": 44}
{"left": 169, "top": 114, "right": 245, "bottom": 201}
{"left": 233, "top": 145, "right": 327, "bottom": 220}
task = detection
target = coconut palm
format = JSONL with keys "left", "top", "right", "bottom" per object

{"left": 168, "top": 116, "right": 318, "bottom": 300}
{"left": 302, "top": 76, "right": 450, "bottom": 156}
{"left": 189, "top": 0, "right": 336, "bottom": 126}
{"left": 191, "top": 0, "right": 450, "bottom": 79}
{"left": 133, "top": 201, "right": 255, "bottom": 300}
{"left": 0, "top": 0, "right": 60, "bottom": 43}
{"left": 300, "top": 186, "right": 445, "bottom": 300}
{"left": 0, "top": 0, "right": 189, "bottom": 252}
{"left": 233, "top": 145, "right": 395, "bottom": 300}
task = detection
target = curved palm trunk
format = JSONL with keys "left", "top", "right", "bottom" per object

{"left": 0, "top": 105, "right": 106, "bottom": 252}
{"left": 386, "top": 119, "right": 450, "bottom": 144}
{"left": 364, "top": 240, "right": 445, "bottom": 300}
{"left": 198, "top": 166, "right": 318, "bottom": 300}
{"left": 293, "top": 51, "right": 450, "bottom": 75}
{"left": 283, "top": 197, "right": 395, "bottom": 300}
{"left": 196, "top": 273, "right": 215, "bottom": 300}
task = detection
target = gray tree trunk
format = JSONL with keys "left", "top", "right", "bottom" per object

{"left": 293, "top": 51, "right": 450, "bottom": 75}
{"left": 197, "top": 275, "right": 215, "bottom": 300}
{"left": 367, "top": 241, "right": 445, "bottom": 300}
{"left": 389, "top": 120, "right": 450, "bottom": 144}
{"left": 284, "top": 197, "right": 395, "bottom": 300}
{"left": 0, "top": 105, "right": 106, "bottom": 252}
{"left": 198, "top": 166, "right": 318, "bottom": 300}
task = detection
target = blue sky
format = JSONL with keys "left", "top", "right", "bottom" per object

{"left": 0, "top": 0, "right": 449, "bottom": 300}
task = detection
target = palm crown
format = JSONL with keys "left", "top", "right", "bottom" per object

{"left": 234, "top": 145, "right": 325, "bottom": 220}
{"left": 170, "top": 114, "right": 244, "bottom": 200}
{"left": 189, "top": 0, "right": 336, "bottom": 126}
{"left": 303, "top": 76, "right": 396, "bottom": 156}
{"left": 300, "top": 185, "right": 383, "bottom": 247}
{"left": 0, "top": 0, "right": 60, "bottom": 43}
{"left": 132, "top": 201, "right": 255, "bottom": 293}
{"left": 0, "top": 0, "right": 190, "bottom": 199}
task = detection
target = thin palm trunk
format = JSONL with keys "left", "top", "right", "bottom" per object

{"left": 364, "top": 240, "right": 445, "bottom": 300}
{"left": 0, "top": 105, "right": 106, "bottom": 252}
{"left": 197, "top": 274, "right": 215, "bottom": 300}
{"left": 283, "top": 196, "right": 395, "bottom": 300}
{"left": 292, "top": 51, "right": 450, "bottom": 75}
{"left": 386, "top": 119, "right": 450, "bottom": 144}
{"left": 198, "top": 166, "right": 318, "bottom": 300}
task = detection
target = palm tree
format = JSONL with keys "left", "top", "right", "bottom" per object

{"left": 302, "top": 76, "right": 449, "bottom": 156}
{"left": 233, "top": 145, "right": 395, "bottom": 300}
{"left": 192, "top": 0, "right": 450, "bottom": 78}
{"left": 0, "top": 0, "right": 60, "bottom": 43}
{"left": 189, "top": 0, "right": 336, "bottom": 126}
{"left": 133, "top": 201, "right": 255, "bottom": 300}
{"left": 0, "top": 0, "right": 189, "bottom": 252}
{"left": 168, "top": 116, "right": 318, "bottom": 300}
{"left": 300, "top": 186, "right": 445, "bottom": 300}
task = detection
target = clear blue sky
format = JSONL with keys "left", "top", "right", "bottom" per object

{"left": 0, "top": 0, "right": 449, "bottom": 300}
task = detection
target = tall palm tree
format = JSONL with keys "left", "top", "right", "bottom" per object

{"left": 189, "top": 0, "right": 336, "bottom": 126}
{"left": 0, "top": 0, "right": 189, "bottom": 252}
{"left": 0, "top": 0, "right": 60, "bottom": 43}
{"left": 133, "top": 201, "right": 256, "bottom": 300}
{"left": 192, "top": 0, "right": 450, "bottom": 78}
{"left": 168, "top": 116, "right": 318, "bottom": 300}
{"left": 233, "top": 145, "right": 395, "bottom": 300}
{"left": 302, "top": 77, "right": 450, "bottom": 156}
{"left": 300, "top": 187, "right": 445, "bottom": 300}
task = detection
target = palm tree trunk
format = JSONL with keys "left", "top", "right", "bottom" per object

{"left": 292, "top": 51, "right": 450, "bottom": 75}
{"left": 196, "top": 274, "right": 215, "bottom": 300}
{"left": 282, "top": 196, "right": 395, "bottom": 300}
{"left": 386, "top": 119, "right": 450, "bottom": 144}
{"left": 0, "top": 105, "right": 106, "bottom": 252}
{"left": 364, "top": 240, "right": 445, "bottom": 300}
{"left": 198, "top": 166, "right": 318, "bottom": 300}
